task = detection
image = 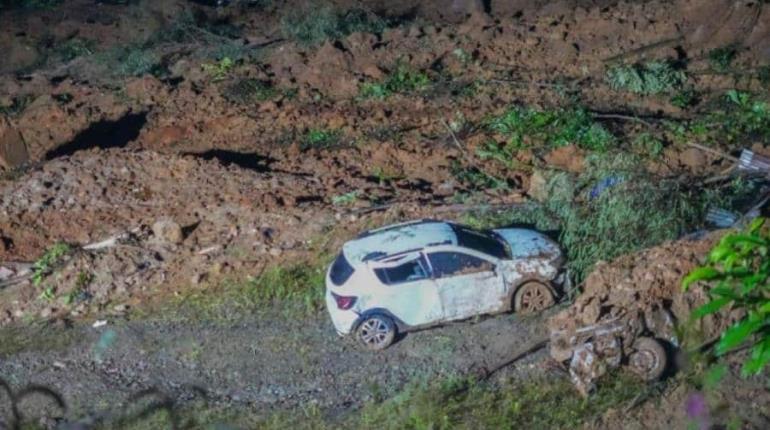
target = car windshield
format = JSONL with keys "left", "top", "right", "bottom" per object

{"left": 451, "top": 225, "right": 509, "bottom": 259}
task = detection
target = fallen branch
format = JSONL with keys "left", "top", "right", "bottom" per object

{"left": 479, "top": 338, "right": 550, "bottom": 381}
{"left": 591, "top": 113, "right": 654, "bottom": 128}
{"left": 603, "top": 36, "right": 685, "bottom": 64}
{"left": 686, "top": 142, "right": 740, "bottom": 163}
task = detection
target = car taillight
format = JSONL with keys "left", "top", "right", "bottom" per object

{"left": 331, "top": 292, "right": 357, "bottom": 310}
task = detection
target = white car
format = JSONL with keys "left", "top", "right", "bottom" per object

{"left": 325, "top": 219, "right": 567, "bottom": 350}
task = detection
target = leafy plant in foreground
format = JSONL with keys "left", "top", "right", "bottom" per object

{"left": 708, "top": 44, "right": 739, "bottom": 73}
{"left": 682, "top": 217, "right": 770, "bottom": 376}
{"left": 487, "top": 106, "right": 616, "bottom": 152}
{"left": 360, "top": 64, "right": 431, "bottom": 99}
{"left": 606, "top": 59, "right": 687, "bottom": 95}
{"left": 31, "top": 242, "right": 71, "bottom": 286}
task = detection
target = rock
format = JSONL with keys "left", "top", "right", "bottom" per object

{"left": 527, "top": 169, "right": 549, "bottom": 202}
{"left": 0, "top": 118, "right": 29, "bottom": 169}
{"left": 152, "top": 218, "right": 184, "bottom": 244}
{"left": 679, "top": 147, "right": 707, "bottom": 169}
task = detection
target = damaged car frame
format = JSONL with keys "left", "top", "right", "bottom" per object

{"left": 325, "top": 219, "right": 567, "bottom": 350}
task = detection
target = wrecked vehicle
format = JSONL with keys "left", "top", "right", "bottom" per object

{"left": 548, "top": 233, "right": 742, "bottom": 395}
{"left": 326, "top": 219, "right": 567, "bottom": 350}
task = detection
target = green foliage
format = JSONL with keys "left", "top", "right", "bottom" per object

{"left": 357, "top": 373, "right": 643, "bottom": 429}
{"left": 55, "top": 38, "right": 96, "bottom": 62}
{"left": 670, "top": 88, "right": 700, "bottom": 109}
{"left": 631, "top": 133, "right": 664, "bottom": 158}
{"left": 202, "top": 57, "right": 235, "bottom": 82}
{"left": 487, "top": 106, "right": 616, "bottom": 152}
{"left": 474, "top": 153, "right": 755, "bottom": 281}
{"left": 360, "top": 64, "right": 431, "bottom": 99}
{"left": 709, "top": 44, "right": 739, "bottom": 73}
{"left": 449, "top": 160, "right": 509, "bottom": 192}
{"left": 683, "top": 217, "right": 770, "bottom": 376}
{"left": 720, "top": 90, "right": 770, "bottom": 140}
{"left": 301, "top": 128, "right": 340, "bottom": 150}
{"left": 332, "top": 190, "right": 360, "bottom": 206}
{"left": 107, "top": 46, "right": 162, "bottom": 78}
{"left": 281, "top": 5, "right": 386, "bottom": 46}
{"left": 31, "top": 242, "right": 71, "bottom": 286}
{"left": 222, "top": 79, "right": 279, "bottom": 104}
{"left": 606, "top": 59, "right": 687, "bottom": 95}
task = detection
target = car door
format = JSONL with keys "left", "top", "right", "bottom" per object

{"left": 427, "top": 250, "right": 505, "bottom": 321}
{"left": 370, "top": 252, "right": 443, "bottom": 326}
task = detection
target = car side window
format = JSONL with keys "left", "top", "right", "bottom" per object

{"left": 428, "top": 252, "right": 495, "bottom": 278}
{"left": 374, "top": 257, "right": 429, "bottom": 285}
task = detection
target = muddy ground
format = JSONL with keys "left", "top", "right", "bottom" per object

{"left": 1, "top": 0, "right": 769, "bottom": 428}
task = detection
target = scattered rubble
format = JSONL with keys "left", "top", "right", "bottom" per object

{"left": 548, "top": 232, "right": 744, "bottom": 395}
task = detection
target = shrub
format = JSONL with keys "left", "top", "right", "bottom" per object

{"left": 683, "top": 217, "right": 770, "bottom": 376}
{"left": 281, "top": 5, "right": 385, "bottom": 46}
{"left": 708, "top": 44, "right": 739, "bottom": 73}
{"left": 360, "top": 64, "right": 431, "bottom": 99}
{"left": 487, "top": 106, "right": 616, "bottom": 151}
{"left": 301, "top": 128, "right": 340, "bottom": 150}
{"left": 222, "top": 79, "right": 279, "bottom": 104}
{"left": 606, "top": 59, "right": 687, "bottom": 95}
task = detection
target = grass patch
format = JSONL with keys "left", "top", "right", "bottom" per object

{"left": 108, "top": 372, "right": 647, "bottom": 429}
{"left": 708, "top": 44, "right": 739, "bottom": 73}
{"left": 360, "top": 64, "right": 431, "bottom": 99}
{"left": 466, "top": 152, "right": 758, "bottom": 281}
{"left": 301, "top": 128, "right": 341, "bottom": 150}
{"left": 487, "top": 106, "right": 616, "bottom": 152}
{"left": 281, "top": 5, "right": 386, "bottom": 46}
{"left": 222, "top": 78, "right": 280, "bottom": 104}
{"left": 356, "top": 373, "right": 643, "bottom": 429}
{"left": 152, "top": 261, "right": 328, "bottom": 323}
{"left": 606, "top": 59, "right": 687, "bottom": 95}
{"left": 31, "top": 242, "right": 71, "bottom": 286}
{"left": 0, "top": 323, "right": 78, "bottom": 358}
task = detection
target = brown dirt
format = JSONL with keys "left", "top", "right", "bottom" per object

{"left": 1, "top": 0, "right": 769, "bottom": 427}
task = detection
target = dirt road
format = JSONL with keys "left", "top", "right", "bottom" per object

{"left": 0, "top": 307, "right": 554, "bottom": 425}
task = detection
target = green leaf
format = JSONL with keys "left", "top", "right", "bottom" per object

{"left": 741, "top": 337, "right": 770, "bottom": 376}
{"left": 749, "top": 217, "right": 766, "bottom": 234}
{"left": 682, "top": 267, "right": 721, "bottom": 290}
{"left": 692, "top": 297, "right": 732, "bottom": 319}
{"left": 709, "top": 242, "right": 734, "bottom": 262}
{"left": 716, "top": 319, "right": 762, "bottom": 356}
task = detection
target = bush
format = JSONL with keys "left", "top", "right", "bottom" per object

{"left": 708, "top": 44, "right": 739, "bottom": 73}
{"left": 281, "top": 5, "right": 386, "bottom": 46}
{"left": 487, "top": 106, "right": 616, "bottom": 152}
{"left": 606, "top": 59, "right": 687, "bottom": 95}
{"left": 683, "top": 217, "right": 770, "bottom": 376}
{"left": 360, "top": 64, "right": 431, "bottom": 99}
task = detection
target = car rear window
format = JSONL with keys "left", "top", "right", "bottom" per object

{"left": 329, "top": 253, "right": 355, "bottom": 286}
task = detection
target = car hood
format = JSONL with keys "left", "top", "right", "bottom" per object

{"left": 492, "top": 228, "right": 563, "bottom": 262}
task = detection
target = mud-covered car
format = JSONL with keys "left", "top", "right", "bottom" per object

{"left": 326, "top": 219, "right": 567, "bottom": 350}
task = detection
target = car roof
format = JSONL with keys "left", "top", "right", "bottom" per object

{"left": 343, "top": 220, "right": 458, "bottom": 265}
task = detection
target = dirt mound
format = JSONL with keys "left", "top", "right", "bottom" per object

{"left": 549, "top": 232, "right": 738, "bottom": 344}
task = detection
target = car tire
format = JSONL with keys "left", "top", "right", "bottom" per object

{"left": 514, "top": 281, "right": 555, "bottom": 314}
{"left": 627, "top": 337, "right": 667, "bottom": 381}
{"left": 356, "top": 314, "right": 396, "bottom": 351}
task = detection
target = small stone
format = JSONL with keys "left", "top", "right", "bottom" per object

{"left": 113, "top": 304, "right": 128, "bottom": 313}
{"left": 152, "top": 218, "right": 184, "bottom": 244}
{"left": 268, "top": 247, "right": 282, "bottom": 257}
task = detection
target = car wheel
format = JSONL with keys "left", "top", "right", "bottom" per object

{"left": 627, "top": 337, "right": 667, "bottom": 381}
{"left": 514, "top": 281, "right": 555, "bottom": 314}
{"left": 356, "top": 315, "right": 396, "bottom": 351}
